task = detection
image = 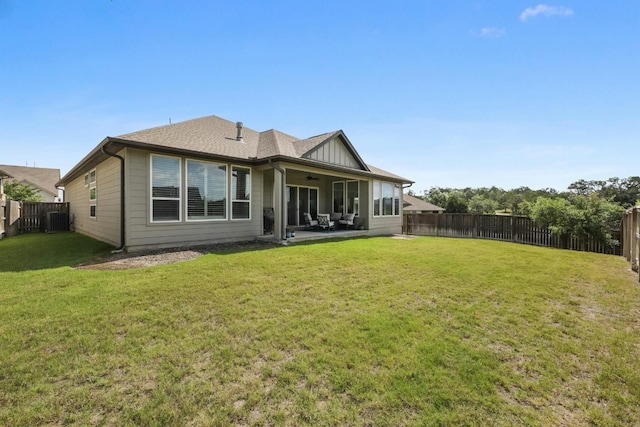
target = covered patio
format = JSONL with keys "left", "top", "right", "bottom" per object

{"left": 258, "top": 227, "right": 369, "bottom": 244}
{"left": 260, "top": 162, "right": 372, "bottom": 241}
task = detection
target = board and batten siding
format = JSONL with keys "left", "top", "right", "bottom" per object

{"left": 66, "top": 154, "right": 122, "bottom": 246}
{"left": 124, "top": 149, "right": 264, "bottom": 252}
{"left": 305, "top": 137, "right": 359, "bottom": 168}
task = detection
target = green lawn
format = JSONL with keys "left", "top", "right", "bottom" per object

{"left": 1, "top": 233, "right": 639, "bottom": 426}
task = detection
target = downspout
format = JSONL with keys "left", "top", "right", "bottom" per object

{"left": 102, "top": 145, "right": 126, "bottom": 252}
{"left": 268, "top": 159, "right": 287, "bottom": 240}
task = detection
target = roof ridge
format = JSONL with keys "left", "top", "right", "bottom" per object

{"left": 117, "top": 114, "right": 258, "bottom": 139}
{"left": 299, "top": 130, "right": 340, "bottom": 141}
{"left": 261, "top": 128, "right": 300, "bottom": 141}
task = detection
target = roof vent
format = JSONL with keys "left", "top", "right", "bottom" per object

{"left": 236, "top": 122, "right": 244, "bottom": 143}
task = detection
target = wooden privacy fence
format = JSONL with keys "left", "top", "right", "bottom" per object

{"left": 1, "top": 200, "right": 21, "bottom": 238}
{"left": 403, "top": 213, "right": 621, "bottom": 256}
{"left": 19, "top": 202, "right": 70, "bottom": 233}
{"left": 621, "top": 207, "right": 640, "bottom": 281}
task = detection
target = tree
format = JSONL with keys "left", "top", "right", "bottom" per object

{"left": 529, "top": 197, "right": 578, "bottom": 237}
{"left": 570, "top": 194, "right": 624, "bottom": 243}
{"left": 4, "top": 180, "right": 42, "bottom": 202}
{"left": 445, "top": 191, "right": 468, "bottom": 213}
{"left": 529, "top": 194, "right": 624, "bottom": 247}
{"left": 468, "top": 195, "right": 499, "bottom": 214}
{"left": 425, "top": 187, "right": 448, "bottom": 208}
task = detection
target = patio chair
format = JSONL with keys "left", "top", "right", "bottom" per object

{"left": 317, "top": 214, "right": 335, "bottom": 231}
{"left": 338, "top": 213, "right": 356, "bottom": 229}
{"left": 303, "top": 212, "right": 319, "bottom": 229}
{"left": 330, "top": 212, "right": 342, "bottom": 222}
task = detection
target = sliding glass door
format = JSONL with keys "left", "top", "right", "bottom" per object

{"left": 287, "top": 185, "right": 318, "bottom": 226}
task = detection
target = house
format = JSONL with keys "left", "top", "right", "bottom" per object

{"left": 0, "top": 168, "right": 12, "bottom": 201}
{"left": 0, "top": 165, "right": 62, "bottom": 202}
{"left": 403, "top": 194, "right": 444, "bottom": 214}
{"left": 57, "top": 115, "right": 413, "bottom": 252}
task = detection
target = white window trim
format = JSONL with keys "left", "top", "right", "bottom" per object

{"left": 231, "top": 164, "right": 251, "bottom": 220}
{"left": 287, "top": 185, "right": 320, "bottom": 226}
{"left": 372, "top": 180, "right": 401, "bottom": 217}
{"left": 332, "top": 180, "right": 344, "bottom": 214}
{"left": 333, "top": 179, "right": 360, "bottom": 216}
{"left": 346, "top": 179, "right": 360, "bottom": 216}
{"left": 185, "top": 158, "right": 228, "bottom": 222}
{"left": 89, "top": 169, "right": 97, "bottom": 219}
{"left": 150, "top": 154, "right": 182, "bottom": 223}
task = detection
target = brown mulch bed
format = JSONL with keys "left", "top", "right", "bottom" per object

{"left": 75, "top": 240, "right": 282, "bottom": 270}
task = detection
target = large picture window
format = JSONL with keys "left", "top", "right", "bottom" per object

{"left": 373, "top": 180, "right": 400, "bottom": 217}
{"left": 231, "top": 166, "right": 251, "bottom": 219}
{"left": 151, "top": 155, "right": 181, "bottom": 222}
{"left": 186, "top": 160, "right": 226, "bottom": 220}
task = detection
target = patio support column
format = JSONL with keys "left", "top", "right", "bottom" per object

{"left": 270, "top": 161, "right": 286, "bottom": 240}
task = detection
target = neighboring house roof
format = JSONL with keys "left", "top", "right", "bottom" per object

{"left": 403, "top": 194, "right": 444, "bottom": 212}
{"left": 0, "top": 168, "right": 13, "bottom": 180}
{"left": 58, "top": 115, "right": 413, "bottom": 186}
{"left": 0, "top": 164, "right": 60, "bottom": 197}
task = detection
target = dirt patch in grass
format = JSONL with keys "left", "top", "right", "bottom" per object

{"left": 75, "top": 240, "right": 282, "bottom": 270}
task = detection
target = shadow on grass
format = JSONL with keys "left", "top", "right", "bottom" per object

{"left": 0, "top": 233, "right": 115, "bottom": 272}
{"left": 65, "top": 236, "right": 383, "bottom": 270}
{"left": 0, "top": 232, "right": 388, "bottom": 272}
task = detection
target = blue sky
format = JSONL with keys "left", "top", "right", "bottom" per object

{"left": 1, "top": 1, "right": 638, "bottom": 194}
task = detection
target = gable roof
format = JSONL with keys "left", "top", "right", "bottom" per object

{"left": 0, "top": 164, "right": 60, "bottom": 196}
{"left": 0, "top": 168, "right": 13, "bottom": 179}
{"left": 403, "top": 194, "right": 445, "bottom": 212}
{"left": 59, "top": 115, "right": 412, "bottom": 185}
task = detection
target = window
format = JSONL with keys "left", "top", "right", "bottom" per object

{"left": 333, "top": 180, "right": 359, "bottom": 216}
{"left": 151, "top": 155, "right": 181, "bottom": 222}
{"left": 373, "top": 181, "right": 381, "bottom": 216}
{"left": 186, "top": 160, "right": 227, "bottom": 220}
{"left": 346, "top": 180, "right": 359, "bottom": 215}
{"left": 332, "top": 181, "right": 344, "bottom": 213}
{"left": 373, "top": 180, "right": 400, "bottom": 217}
{"left": 231, "top": 166, "right": 251, "bottom": 219}
{"left": 149, "top": 156, "right": 251, "bottom": 222}
{"left": 89, "top": 169, "right": 96, "bottom": 218}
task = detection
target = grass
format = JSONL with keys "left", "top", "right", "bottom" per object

{"left": 1, "top": 233, "right": 639, "bottom": 426}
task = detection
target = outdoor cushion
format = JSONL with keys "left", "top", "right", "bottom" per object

{"left": 303, "top": 212, "right": 318, "bottom": 228}
{"left": 317, "top": 214, "right": 335, "bottom": 230}
{"left": 338, "top": 213, "right": 355, "bottom": 228}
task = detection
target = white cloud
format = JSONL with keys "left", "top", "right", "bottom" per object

{"left": 478, "top": 27, "right": 506, "bottom": 38}
{"left": 520, "top": 4, "right": 574, "bottom": 21}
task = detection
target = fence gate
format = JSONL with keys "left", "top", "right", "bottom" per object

{"left": 20, "top": 202, "right": 70, "bottom": 233}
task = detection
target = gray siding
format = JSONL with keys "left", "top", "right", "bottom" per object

{"left": 66, "top": 155, "right": 121, "bottom": 246}
{"left": 367, "top": 181, "right": 402, "bottom": 235}
{"left": 263, "top": 169, "right": 274, "bottom": 209}
{"left": 125, "top": 149, "right": 264, "bottom": 252}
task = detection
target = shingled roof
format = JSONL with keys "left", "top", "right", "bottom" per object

{"left": 115, "top": 115, "right": 351, "bottom": 162}
{"left": 59, "top": 114, "right": 412, "bottom": 185}
{"left": 403, "top": 194, "right": 445, "bottom": 212}
{"left": 0, "top": 164, "right": 60, "bottom": 197}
